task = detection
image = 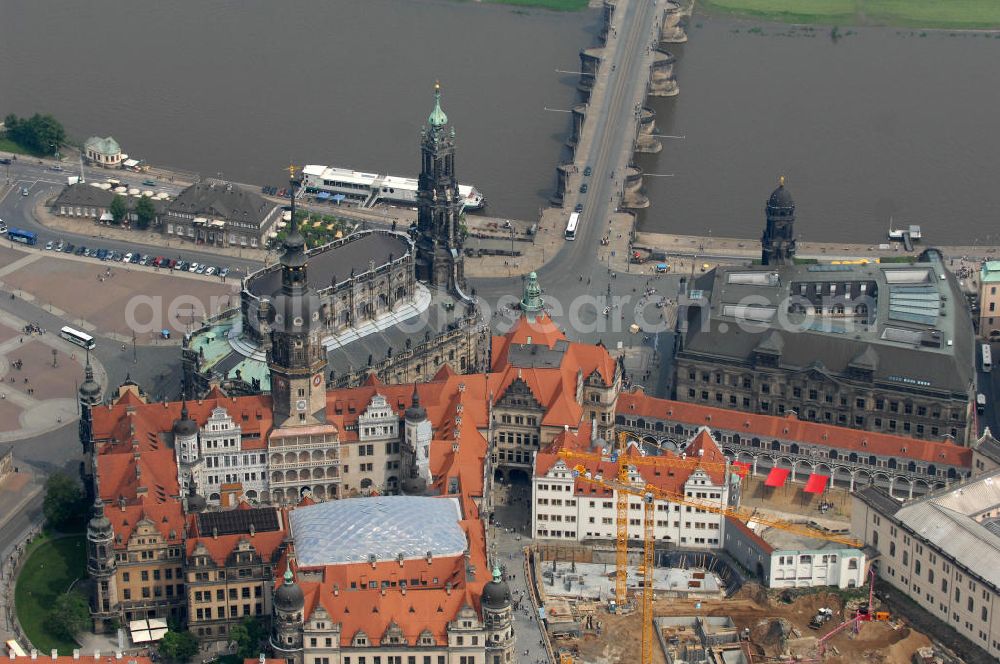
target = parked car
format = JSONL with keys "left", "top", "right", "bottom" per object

{"left": 142, "top": 179, "right": 157, "bottom": 186}
{"left": 195, "top": 263, "right": 207, "bottom": 274}
{"left": 176, "top": 260, "right": 189, "bottom": 271}
{"left": 204, "top": 266, "right": 216, "bottom": 276}
{"left": 63, "top": 243, "right": 75, "bottom": 253}
{"left": 188, "top": 262, "right": 200, "bottom": 272}
{"left": 21, "top": 187, "right": 29, "bottom": 196}
{"left": 574, "top": 203, "right": 583, "bottom": 213}
{"left": 579, "top": 183, "right": 588, "bottom": 193}
{"left": 45, "top": 241, "right": 53, "bottom": 250}
{"left": 75, "top": 246, "right": 87, "bottom": 256}
{"left": 167, "top": 258, "right": 178, "bottom": 269}
{"left": 583, "top": 166, "right": 592, "bottom": 177}
{"left": 153, "top": 256, "right": 165, "bottom": 267}
{"left": 129, "top": 253, "right": 141, "bottom": 264}
{"left": 219, "top": 267, "right": 229, "bottom": 278}
{"left": 139, "top": 254, "right": 151, "bottom": 265}
{"left": 0, "top": 220, "right": 6, "bottom": 233}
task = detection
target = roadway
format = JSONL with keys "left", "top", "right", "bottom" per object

{"left": 471, "top": 0, "right": 670, "bottom": 345}
{"left": 1, "top": 159, "right": 263, "bottom": 276}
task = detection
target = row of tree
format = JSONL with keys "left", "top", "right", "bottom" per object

{"left": 3, "top": 113, "right": 67, "bottom": 155}
{"left": 109, "top": 193, "right": 157, "bottom": 229}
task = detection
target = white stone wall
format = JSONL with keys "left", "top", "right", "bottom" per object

{"left": 199, "top": 407, "right": 268, "bottom": 503}
{"left": 531, "top": 461, "right": 726, "bottom": 547}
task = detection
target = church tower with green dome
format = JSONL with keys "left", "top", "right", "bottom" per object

{"left": 415, "top": 82, "right": 466, "bottom": 295}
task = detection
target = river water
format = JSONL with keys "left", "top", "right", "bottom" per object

{"left": 3, "top": 4, "right": 999, "bottom": 243}
{"left": 0, "top": 0, "right": 595, "bottom": 222}
{"left": 637, "top": 16, "right": 1000, "bottom": 243}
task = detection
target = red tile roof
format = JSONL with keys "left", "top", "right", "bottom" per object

{"left": 618, "top": 391, "right": 972, "bottom": 468}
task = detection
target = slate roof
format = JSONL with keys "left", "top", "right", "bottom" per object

{"left": 679, "top": 252, "right": 975, "bottom": 396}
{"left": 54, "top": 183, "right": 115, "bottom": 208}
{"left": 166, "top": 182, "right": 276, "bottom": 229}
{"left": 246, "top": 230, "right": 411, "bottom": 296}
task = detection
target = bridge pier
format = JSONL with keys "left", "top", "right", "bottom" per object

{"left": 600, "top": 0, "right": 616, "bottom": 45}
{"left": 659, "top": 0, "right": 688, "bottom": 44}
{"left": 635, "top": 107, "right": 662, "bottom": 154}
{"left": 648, "top": 49, "right": 679, "bottom": 97}
{"left": 578, "top": 48, "right": 603, "bottom": 99}
{"left": 551, "top": 163, "right": 575, "bottom": 207}
{"left": 567, "top": 103, "right": 588, "bottom": 149}
{"left": 621, "top": 165, "right": 649, "bottom": 210}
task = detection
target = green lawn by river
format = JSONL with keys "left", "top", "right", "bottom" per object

{"left": 700, "top": 0, "right": 1000, "bottom": 29}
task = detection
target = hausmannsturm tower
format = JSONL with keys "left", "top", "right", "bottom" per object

{"left": 414, "top": 82, "right": 466, "bottom": 296}
{"left": 267, "top": 169, "right": 329, "bottom": 428}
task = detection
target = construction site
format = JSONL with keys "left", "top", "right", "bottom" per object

{"left": 527, "top": 433, "right": 959, "bottom": 664}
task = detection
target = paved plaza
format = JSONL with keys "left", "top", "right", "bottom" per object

{"left": 0, "top": 247, "right": 237, "bottom": 344}
{"left": 0, "top": 312, "right": 106, "bottom": 443}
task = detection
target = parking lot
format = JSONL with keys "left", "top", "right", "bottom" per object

{"left": 38, "top": 237, "right": 235, "bottom": 278}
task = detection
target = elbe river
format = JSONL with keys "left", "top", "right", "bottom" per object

{"left": 2, "top": 1, "right": 999, "bottom": 244}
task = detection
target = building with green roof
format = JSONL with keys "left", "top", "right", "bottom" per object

{"left": 84, "top": 135, "right": 124, "bottom": 167}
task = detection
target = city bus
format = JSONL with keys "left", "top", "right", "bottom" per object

{"left": 59, "top": 326, "right": 96, "bottom": 350}
{"left": 6, "top": 641, "right": 27, "bottom": 658}
{"left": 983, "top": 344, "right": 993, "bottom": 372}
{"left": 7, "top": 228, "right": 37, "bottom": 245}
{"left": 565, "top": 212, "right": 580, "bottom": 240}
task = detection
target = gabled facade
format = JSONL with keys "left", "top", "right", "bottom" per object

{"left": 531, "top": 429, "right": 731, "bottom": 547}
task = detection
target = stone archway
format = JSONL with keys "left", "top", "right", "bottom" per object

{"left": 832, "top": 466, "right": 853, "bottom": 490}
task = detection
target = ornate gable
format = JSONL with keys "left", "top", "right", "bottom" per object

{"left": 496, "top": 377, "right": 543, "bottom": 411}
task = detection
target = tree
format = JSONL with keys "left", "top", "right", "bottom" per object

{"left": 3, "top": 113, "right": 66, "bottom": 155}
{"left": 134, "top": 195, "right": 156, "bottom": 230}
{"left": 229, "top": 617, "right": 266, "bottom": 659}
{"left": 43, "top": 471, "right": 86, "bottom": 529}
{"left": 45, "top": 590, "right": 90, "bottom": 641}
{"left": 109, "top": 194, "right": 128, "bottom": 225}
{"left": 158, "top": 630, "right": 199, "bottom": 663}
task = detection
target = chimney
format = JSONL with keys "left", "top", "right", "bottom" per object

{"left": 249, "top": 523, "right": 256, "bottom": 536}
{"left": 445, "top": 583, "right": 452, "bottom": 595}
{"left": 333, "top": 585, "right": 339, "bottom": 596}
{"left": 73, "top": 651, "right": 80, "bottom": 660}
{"left": 259, "top": 655, "right": 265, "bottom": 664}
{"left": 30, "top": 651, "right": 36, "bottom": 661}
{"left": 397, "top": 553, "right": 404, "bottom": 567}
{"left": 50, "top": 651, "right": 57, "bottom": 660}
{"left": 115, "top": 653, "right": 122, "bottom": 660}
{"left": 93, "top": 653, "right": 100, "bottom": 660}
{"left": 380, "top": 587, "right": 386, "bottom": 596}
{"left": 426, "top": 550, "right": 433, "bottom": 564}
{"left": 369, "top": 553, "right": 377, "bottom": 569}
{"left": 212, "top": 527, "right": 218, "bottom": 539}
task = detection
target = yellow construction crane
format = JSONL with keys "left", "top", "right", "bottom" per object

{"left": 570, "top": 470, "right": 863, "bottom": 664}
{"left": 558, "top": 430, "right": 745, "bottom": 610}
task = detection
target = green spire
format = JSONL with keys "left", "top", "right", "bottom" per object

{"left": 428, "top": 81, "right": 448, "bottom": 128}
{"left": 520, "top": 272, "right": 543, "bottom": 319}
{"left": 492, "top": 566, "right": 502, "bottom": 583}
{"left": 283, "top": 560, "right": 294, "bottom": 585}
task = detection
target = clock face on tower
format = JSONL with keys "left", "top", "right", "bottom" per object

{"left": 296, "top": 399, "right": 307, "bottom": 412}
